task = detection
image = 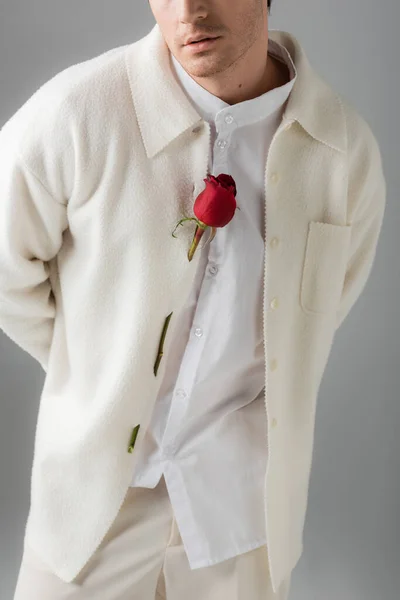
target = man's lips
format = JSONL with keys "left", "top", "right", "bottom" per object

{"left": 184, "top": 35, "right": 221, "bottom": 45}
{"left": 184, "top": 37, "right": 222, "bottom": 51}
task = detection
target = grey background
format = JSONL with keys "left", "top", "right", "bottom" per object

{"left": 0, "top": 1, "right": 398, "bottom": 598}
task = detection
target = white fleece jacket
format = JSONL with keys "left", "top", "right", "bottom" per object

{"left": 0, "top": 23, "right": 386, "bottom": 592}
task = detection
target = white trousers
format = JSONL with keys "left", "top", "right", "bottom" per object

{"left": 13, "top": 474, "right": 292, "bottom": 600}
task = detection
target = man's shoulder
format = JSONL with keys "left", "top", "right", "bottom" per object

{"left": 0, "top": 42, "right": 132, "bottom": 160}
{"left": 311, "top": 61, "right": 380, "bottom": 160}
{"left": 336, "top": 91, "right": 383, "bottom": 170}
{"left": 42, "top": 43, "right": 129, "bottom": 97}
{"left": 272, "top": 28, "right": 381, "bottom": 159}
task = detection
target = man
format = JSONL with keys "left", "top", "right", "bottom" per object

{"left": 2, "top": 1, "right": 386, "bottom": 599}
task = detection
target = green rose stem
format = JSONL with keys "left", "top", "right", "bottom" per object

{"left": 188, "top": 223, "right": 207, "bottom": 261}
{"left": 172, "top": 217, "right": 218, "bottom": 262}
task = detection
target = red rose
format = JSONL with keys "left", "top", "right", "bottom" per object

{"left": 194, "top": 174, "right": 237, "bottom": 227}
{"left": 172, "top": 173, "right": 239, "bottom": 261}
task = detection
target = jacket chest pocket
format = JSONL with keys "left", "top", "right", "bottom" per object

{"left": 300, "top": 221, "right": 352, "bottom": 315}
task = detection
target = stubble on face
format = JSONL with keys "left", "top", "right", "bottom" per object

{"left": 178, "top": 0, "right": 265, "bottom": 81}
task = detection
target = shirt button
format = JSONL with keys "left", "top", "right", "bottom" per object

{"left": 194, "top": 327, "right": 203, "bottom": 337}
{"left": 176, "top": 388, "right": 187, "bottom": 399}
{"left": 224, "top": 114, "right": 234, "bottom": 124}
{"left": 271, "top": 418, "right": 278, "bottom": 428}
{"left": 270, "top": 237, "right": 280, "bottom": 248}
{"left": 270, "top": 358, "right": 278, "bottom": 371}
{"left": 217, "top": 139, "right": 228, "bottom": 149}
{"left": 209, "top": 264, "right": 218, "bottom": 275}
{"left": 270, "top": 172, "right": 280, "bottom": 184}
{"left": 270, "top": 297, "right": 279, "bottom": 310}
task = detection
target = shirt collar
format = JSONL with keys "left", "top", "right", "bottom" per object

{"left": 170, "top": 38, "right": 297, "bottom": 127}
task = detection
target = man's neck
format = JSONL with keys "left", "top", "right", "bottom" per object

{"left": 267, "top": 54, "right": 290, "bottom": 91}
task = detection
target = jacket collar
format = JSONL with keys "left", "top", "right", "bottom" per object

{"left": 125, "top": 23, "right": 346, "bottom": 159}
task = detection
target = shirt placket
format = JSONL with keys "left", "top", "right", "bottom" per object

{"left": 160, "top": 111, "right": 238, "bottom": 458}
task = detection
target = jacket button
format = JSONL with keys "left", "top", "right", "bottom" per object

{"left": 127, "top": 424, "right": 140, "bottom": 453}
{"left": 271, "top": 418, "right": 278, "bottom": 428}
{"left": 270, "top": 237, "right": 280, "bottom": 248}
{"left": 270, "top": 172, "right": 280, "bottom": 184}
{"left": 270, "top": 297, "right": 279, "bottom": 310}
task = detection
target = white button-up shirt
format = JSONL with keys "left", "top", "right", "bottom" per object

{"left": 130, "top": 37, "right": 297, "bottom": 569}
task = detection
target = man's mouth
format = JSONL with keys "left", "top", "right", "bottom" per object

{"left": 190, "top": 38, "right": 213, "bottom": 43}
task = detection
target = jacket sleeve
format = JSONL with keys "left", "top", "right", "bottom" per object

{"left": 0, "top": 140, "right": 68, "bottom": 372}
{"left": 335, "top": 115, "right": 387, "bottom": 331}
